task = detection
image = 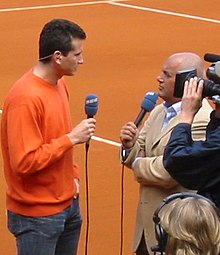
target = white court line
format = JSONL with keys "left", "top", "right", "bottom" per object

{"left": 0, "top": 0, "right": 125, "bottom": 148}
{"left": 0, "top": 109, "right": 120, "bottom": 147}
{"left": 92, "top": 135, "right": 121, "bottom": 147}
{"left": 0, "top": 0, "right": 129, "bottom": 13}
{"left": 4, "top": 0, "right": 217, "bottom": 148}
{"left": 109, "top": 2, "right": 220, "bottom": 24}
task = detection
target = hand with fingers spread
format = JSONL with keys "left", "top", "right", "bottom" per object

{"left": 180, "top": 77, "right": 204, "bottom": 124}
{"left": 120, "top": 121, "right": 138, "bottom": 149}
{"left": 67, "top": 118, "right": 96, "bottom": 145}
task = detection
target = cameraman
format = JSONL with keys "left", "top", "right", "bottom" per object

{"left": 163, "top": 77, "right": 220, "bottom": 208}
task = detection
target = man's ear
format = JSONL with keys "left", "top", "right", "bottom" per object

{"left": 53, "top": 50, "right": 62, "bottom": 64}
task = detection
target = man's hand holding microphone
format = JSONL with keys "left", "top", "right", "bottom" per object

{"left": 120, "top": 92, "right": 158, "bottom": 161}
{"left": 67, "top": 94, "right": 98, "bottom": 145}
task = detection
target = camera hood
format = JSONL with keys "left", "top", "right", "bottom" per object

{"left": 207, "top": 62, "right": 220, "bottom": 85}
{"left": 174, "top": 68, "right": 197, "bottom": 98}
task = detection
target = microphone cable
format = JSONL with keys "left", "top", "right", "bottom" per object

{"left": 84, "top": 93, "right": 98, "bottom": 255}
{"left": 120, "top": 162, "right": 125, "bottom": 255}
{"left": 118, "top": 92, "right": 158, "bottom": 255}
{"left": 84, "top": 142, "right": 125, "bottom": 255}
{"left": 84, "top": 142, "right": 90, "bottom": 255}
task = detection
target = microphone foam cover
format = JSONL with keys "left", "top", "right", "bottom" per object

{"left": 85, "top": 94, "right": 99, "bottom": 117}
{"left": 141, "top": 92, "right": 158, "bottom": 112}
{"left": 204, "top": 53, "right": 220, "bottom": 63}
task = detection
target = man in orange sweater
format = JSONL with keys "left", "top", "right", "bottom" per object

{"left": 1, "top": 19, "right": 96, "bottom": 255}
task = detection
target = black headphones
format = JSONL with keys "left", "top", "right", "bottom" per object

{"left": 151, "top": 192, "right": 217, "bottom": 254}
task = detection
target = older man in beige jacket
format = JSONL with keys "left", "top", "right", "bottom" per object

{"left": 119, "top": 52, "right": 213, "bottom": 255}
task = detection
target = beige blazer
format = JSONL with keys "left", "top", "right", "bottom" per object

{"left": 121, "top": 99, "right": 213, "bottom": 253}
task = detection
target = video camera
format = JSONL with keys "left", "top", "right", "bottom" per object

{"left": 174, "top": 53, "right": 220, "bottom": 98}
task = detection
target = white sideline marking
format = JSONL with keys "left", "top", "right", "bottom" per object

{"left": 109, "top": 2, "right": 220, "bottom": 24}
{"left": 92, "top": 135, "right": 121, "bottom": 147}
{"left": 0, "top": 109, "right": 120, "bottom": 147}
{"left": 5, "top": 0, "right": 217, "bottom": 147}
{"left": 0, "top": 0, "right": 129, "bottom": 13}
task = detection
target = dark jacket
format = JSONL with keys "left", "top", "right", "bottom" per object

{"left": 163, "top": 111, "right": 220, "bottom": 208}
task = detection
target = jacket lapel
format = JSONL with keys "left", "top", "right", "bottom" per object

{"left": 150, "top": 109, "right": 166, "bottom": 145}
{"left": 152, "top": 113, "right": 181, "bottom": 148}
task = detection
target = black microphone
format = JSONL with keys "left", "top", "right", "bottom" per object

{"left": 84, "top": 94, "right": 99, "bottom": 149}
{"left": 134, "top": 92, "right": 158, "bottom": 127}
{"left": 204, "top": 53, "right": 220, "bottom": 63}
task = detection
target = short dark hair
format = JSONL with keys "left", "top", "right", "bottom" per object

{"left": 39, "top": 18, "right": 86, "bottom": 63}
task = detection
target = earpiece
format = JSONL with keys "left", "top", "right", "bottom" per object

{"left": 151, "top": 192, "right": 217, "bottom": 254}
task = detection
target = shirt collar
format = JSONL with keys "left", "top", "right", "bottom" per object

{"left": 163, "top": 101, "right": 182, "bottom": 115}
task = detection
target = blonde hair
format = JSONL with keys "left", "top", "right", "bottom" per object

{"left": 160, "top": 197, "right": 220, "bottom": 255}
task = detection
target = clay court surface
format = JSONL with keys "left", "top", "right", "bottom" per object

{"left": 0, "top": 0, "right": 220, "bottom": 254}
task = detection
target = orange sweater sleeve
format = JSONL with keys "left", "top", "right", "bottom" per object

{"left": 5, "top": 98, "right": 73, "bottom": 176}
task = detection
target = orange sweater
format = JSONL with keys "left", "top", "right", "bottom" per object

{"left": 1, "top": 69, "right": 80, "bottom": 216}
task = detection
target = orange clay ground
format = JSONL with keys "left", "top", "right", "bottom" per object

{"left": 0, "top": 1, "right": 220, "bottom": 254}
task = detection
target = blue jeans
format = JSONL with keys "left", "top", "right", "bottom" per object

{"left": 8, "top": 198, "right": 82, "bottom": 255}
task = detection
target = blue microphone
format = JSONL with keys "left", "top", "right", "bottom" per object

{"left": 84, "top": 94, "right": 98, "bottom": 149}
{"left": 85, "top": 94, "right": 99, "bottom": 118}
{"left": 134, "top": 92, "right": 158, "bottom": 127}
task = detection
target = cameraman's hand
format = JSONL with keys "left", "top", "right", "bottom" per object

{"left": 180, "top": 77, "right": 203, "bottom": 124}
{"left": 120, "top": 122, "right": 138, "bottom": 149}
